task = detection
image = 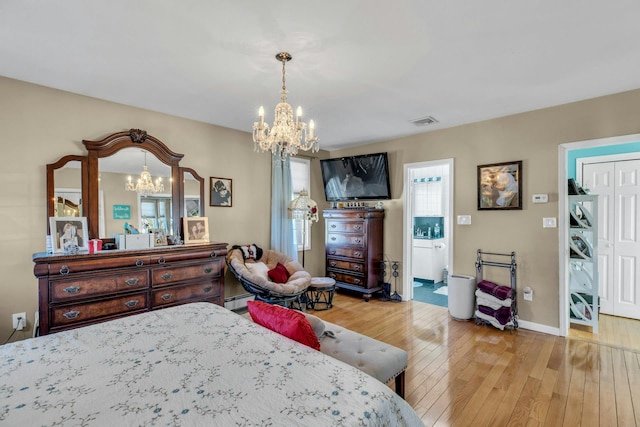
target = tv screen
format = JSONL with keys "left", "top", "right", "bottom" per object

{"left": 320, "top": 152, "right": 392, "bottom": 201}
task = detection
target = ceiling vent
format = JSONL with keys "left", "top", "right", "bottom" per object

{"left": 411, "top": 116, "right": 439, "bottom": 126}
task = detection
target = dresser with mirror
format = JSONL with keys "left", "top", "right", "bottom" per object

{"left": 34, "top": 129, "right": 227, "bottom": 335}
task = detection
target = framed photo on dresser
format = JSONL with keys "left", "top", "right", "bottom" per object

{"left": 49, "top": 216, "right": 89, "bottom": 252}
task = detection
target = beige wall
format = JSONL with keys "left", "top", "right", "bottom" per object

{"left": 2, "top": 73, "right": 639, "bottom": 340}
{"left": 331, "top": 88, "right": 640, "bottom": 329}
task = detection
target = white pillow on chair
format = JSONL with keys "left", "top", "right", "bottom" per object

{"left": 246, "top": 262, "right": 269, "bottom": 281}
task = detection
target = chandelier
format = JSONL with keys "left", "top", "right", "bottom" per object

{"left": 253, "top": 52, "right": 319, "bottom": 159}
{"left": 125, "top": 151, "right": 164, "bottom": 197}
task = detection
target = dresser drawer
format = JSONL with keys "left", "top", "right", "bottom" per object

{"left": 326, "top": 233, "right": 366, "bottom": 247}
{"left": 327, "top": 259, "right": 364, "bottom": 273}
{"left": 327, "top": 247, "right": 365, "bottom": 259}
{"left": 327, "top": 271, "right": 366, "bottom": 288}
{"left": 152, "top": 280, "right": 221, "bottom": 307}
{"left": 152, "top": 260, "right": 221, "bottom": 286}
{"left": 49, "top": 270, "right": 149, "bottom": 302}
{"left": 326, "top": 220, "right": 365, "bottom": 234}
{"left": 50, "top": 292, "right": 148, "bottom": 328}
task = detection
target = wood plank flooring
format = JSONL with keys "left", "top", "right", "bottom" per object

{"left": 310, "top": 292, "right": 640, "bottom": 426}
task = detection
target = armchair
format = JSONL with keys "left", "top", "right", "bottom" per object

{"left": 226, "top": 247, "right": 311, "bottom": 307}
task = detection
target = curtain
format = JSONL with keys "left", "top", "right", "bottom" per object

{"left": 270, "top": 152, "right": 298, "bottom": 260}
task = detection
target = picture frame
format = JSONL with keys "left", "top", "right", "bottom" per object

{"left": 49, "top": 216, "right": 89, "bottom": 252}
{"left": 477, "top": 160, "right": 523, "bottom": 210}
{"left": 153, "top": 228, "right": 168, "bottom": 247}
{"left": 210, "top": 177, "right": 232, "bottom": 207}
{"left": 183, "top": 217, "right": 209, "bottom": 244}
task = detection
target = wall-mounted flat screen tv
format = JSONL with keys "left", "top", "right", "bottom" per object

{"left": 320, "top": 152, "right": 392, "bottom": 201}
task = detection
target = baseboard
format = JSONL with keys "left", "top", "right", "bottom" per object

{"left": 224, "top": 294, "right": 253, "bottom": 311}
{"left": 518, "top": 319, "right": 560, "bottom": 336}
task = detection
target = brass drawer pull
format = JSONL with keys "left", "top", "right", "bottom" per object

{"left": 135, "top": 259, "right": 144, "bottom": 267}
{"left": 354, "top": 238, "right": 362, "bottom": 244}
{"left": 62, "top": 311, "right": 80, "bottom": 319}
{"left": 354, "top": 265, "right": 361, "bottom": 271}
{"left": 331, "top": 224, "right": 337, "bottom": 229}
{"left": 162, "top": 273, "right": 173, "bottom": 280}
{"left": 63, "top": 286, "right": 80, "bottom": 294}
{"left": 124, "top": 278, "right": 139, "bottom": 286}
{"left": 330, "top": 261, "right": 337, "bottom": 267}
{"left": 124, "top": 300, "right": 139, "bottom": 308}
{"left": 329, "top": 273, "right": 337, "bottom": 279}
{"left": 161, "top": 294, "right": 172, "bottom": 301}
{"left": 203, "top": 286, "right": 213, "bottom": 293}
{"left": 354, "top": 251, "right": 361, "bottom": 257}
{"left": 158, "top": 257, "right": 166, "bottom": 265}
{"left": 354, "top": 225, "right": 361, "bottom": 230}
{"left": 330, "top": 236, "right": 336, "bottom": 241}
{"left": 330, "top": 249, "right": 337, "bottom": 255}
{"left": 60, "top": 265, "right": 70, "bottom": 275}
{"left": 354, "top": 278, "right": 361, "bottom": 284}
{"left": 204, "top": 267, "right": 213, "bottom": 274}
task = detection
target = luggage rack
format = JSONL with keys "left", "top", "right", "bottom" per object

{"left": 475, "top": 250, "right": 518, "bottom": 332}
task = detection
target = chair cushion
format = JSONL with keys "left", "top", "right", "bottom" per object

{"left": 227, "top": 248, "right": 311, "bottom": 295}
{"left": 247, "top": 301, "right": 320, "bottom": 350}
{"left": 268, "top": 262, "right": 290, "bottom": 284}
{"left": 245, "top": 262, "right": 269, "bottom": 281}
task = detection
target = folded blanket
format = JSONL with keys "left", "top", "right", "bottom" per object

{"left": 475, "top": 310, "right": 514, "bottom": 331}
{"left": 475, "top": 289, "right": 512, "bottom": 310}
{"left": 477, "top": 305, "right": 513, "bottom": 326}
{"left": 476, "top": 280, "right": 512, "bottom": 300}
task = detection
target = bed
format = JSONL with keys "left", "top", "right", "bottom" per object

{"left": 1, "top": 302, "right": 423, "bottom": 426}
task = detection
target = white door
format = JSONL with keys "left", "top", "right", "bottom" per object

{"left": 583, "top": 159, "right": 640, "bottom": 319}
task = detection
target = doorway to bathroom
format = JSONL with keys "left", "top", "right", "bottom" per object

{"left": 402, "top": 159, "right": 454, "bottom": 306}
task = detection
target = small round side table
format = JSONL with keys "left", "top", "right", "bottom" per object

{"left": 306, "top": 277, "right": 337, "bottom": 310}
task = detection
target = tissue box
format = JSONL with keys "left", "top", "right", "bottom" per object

{"left": 117, "top": 234, "right": 153, "bottom": 250}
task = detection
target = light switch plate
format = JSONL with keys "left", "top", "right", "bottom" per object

{"left": 543, "top": 217, "right": 557, "bottom": 228}
{"left": 457, "top": 215, "right": 471, "bottom": 225}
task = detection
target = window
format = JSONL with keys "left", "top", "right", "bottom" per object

{"left": 290, "top": 157, "right": 311, "bottom": 251}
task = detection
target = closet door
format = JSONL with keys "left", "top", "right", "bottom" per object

{"left": 584, "top": 160, "right": 640, "bottom": 319}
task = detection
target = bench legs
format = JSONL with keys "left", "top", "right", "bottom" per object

{"left": 395, "top": 371, "right": 405, "bottom": 399}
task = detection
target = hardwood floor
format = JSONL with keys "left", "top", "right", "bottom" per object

{"left": 310, "top": 292, "right": 640, "bottom": 426}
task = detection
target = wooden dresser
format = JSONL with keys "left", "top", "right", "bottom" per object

{"left": 33, "top": 243, "right": 228, "bottom": 335}
{"left": 323, "top": 209, "right": 384, "bottom": 300}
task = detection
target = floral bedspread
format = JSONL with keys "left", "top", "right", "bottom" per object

{"left": 1, "top": 302, "right": 423, "bottom": 426}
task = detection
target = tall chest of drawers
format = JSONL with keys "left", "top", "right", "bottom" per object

{"left": 324, "top": 209, "right": 384, "bottom": 301}
{"left": 33, "top": 243, "right": 228, "bottom": 335}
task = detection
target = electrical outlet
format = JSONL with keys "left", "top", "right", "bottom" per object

{"left": 523, "top": 287, "right": 533, "bottom": 301}
{"left": 12, "top": 312, "right": 26, "bottom": 330}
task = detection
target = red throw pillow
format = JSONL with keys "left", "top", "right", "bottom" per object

{"left": 268, "top": 262, "right": 290, "bottom": 284}
{"left": 247, "top": 300, "right": 320, "bottom": 350}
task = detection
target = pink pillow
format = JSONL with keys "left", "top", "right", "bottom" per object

{"left": 247, "top": 301, "right": 320, "bottom": 350}
{"left": 268, "top": 262, "right": 290, "bottom": 283}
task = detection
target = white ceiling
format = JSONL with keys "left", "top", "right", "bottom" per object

{"left": 2, "top": 1, "right": 640, "bottom": 151}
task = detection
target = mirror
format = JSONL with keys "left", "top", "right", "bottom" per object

{"left": 99, "top": 147, "right": 173, "bottom": 238}
{"left": 181, "top": 168, "right": 204, "bottom": 218}
{"left": 47, "top": 129, "right": 203, "bottom": 241}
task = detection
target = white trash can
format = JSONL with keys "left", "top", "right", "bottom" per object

{"left": 448, "top": 274, "right": 476, "bottom": 320}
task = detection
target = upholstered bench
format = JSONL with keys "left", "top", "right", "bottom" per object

{"left": 319, "top": 320, "right": 408, "bottom": 398}
{"left": 245, "top": 301, "right": 408, "bottom": 398}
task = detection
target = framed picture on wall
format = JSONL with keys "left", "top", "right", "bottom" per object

{"left": 49, "top": 216, "right": 89, "bottom": 252}
{"left": 183, "top": 217, "right": 209, "bottom": 244}
{"left": 210, "top": 177, "right": 232, "bottom": 207}
{"left": 477, "top": 160, "right": 523, "bottom": 210}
